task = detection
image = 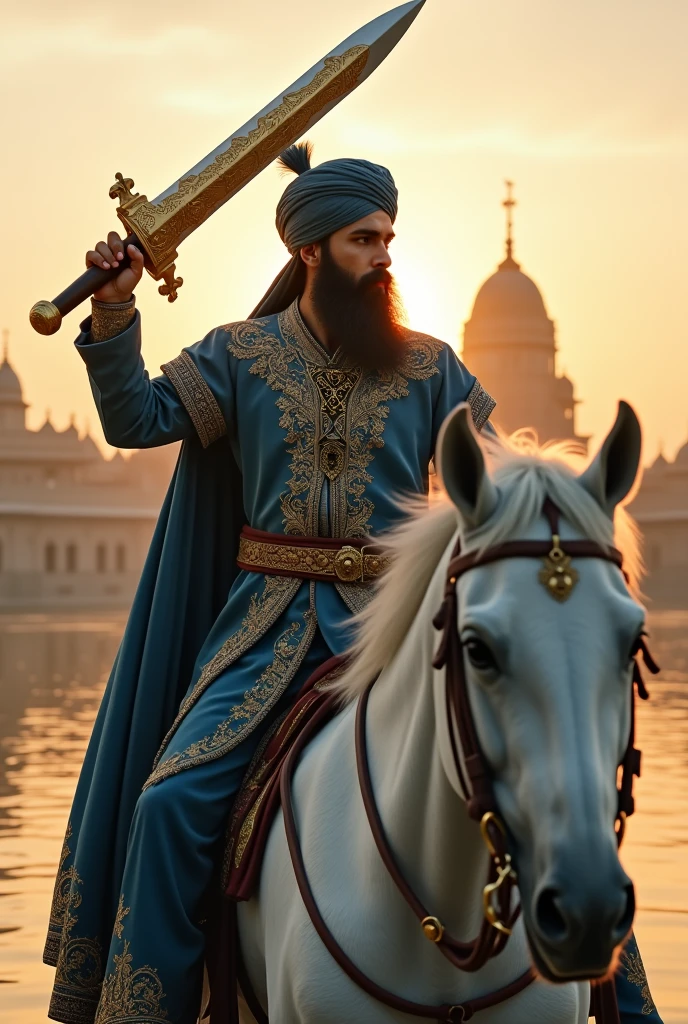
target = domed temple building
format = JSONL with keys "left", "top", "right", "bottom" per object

{"left": 462, "top": 182, "right": 588, "bottom": 449}
{"left": 0, "top": 332, "right": 176, "bottom": 610}
{"left": 460, "top": 186, "right": 687, "bottom": 607}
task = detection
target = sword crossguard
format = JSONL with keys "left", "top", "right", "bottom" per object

{"left": 108, "top": 172, "right": 183, "bottom": 303}
{"left": 158, "top": 266, "right": 183, "bottom": 303}
{"left": 109, "top": 172, "right": 140, "bottom": 206}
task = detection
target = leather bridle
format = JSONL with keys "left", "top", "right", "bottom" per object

{"left": 276, "top": 499, "right": 659, "bottom": 1024}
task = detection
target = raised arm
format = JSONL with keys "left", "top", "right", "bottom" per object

{"left": 76, "top": 231, "right": 231, "bottom": 449}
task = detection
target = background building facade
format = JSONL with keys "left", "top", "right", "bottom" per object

{"left": 628, "top": 445, "right": 688, "bottom": 608}
{"left": 0, "top": 335, "right": 176, "bottom": 610}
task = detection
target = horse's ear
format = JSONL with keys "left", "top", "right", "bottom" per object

{"left": 577, "top": 401, "right": 642, "bottom": 518}
{"left": 437, "top": 403, "right": 498, "bottom": 530}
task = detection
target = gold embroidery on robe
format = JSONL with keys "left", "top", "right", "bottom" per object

{"left": 225, "top": 302, "right": 443, "bottom": 539}
{"left": 161, "top": 350, "right": 227, "bottom": 448}
{"left": 93, "top": 898, "right": 168, "bottom": 1024}
{"left": 146, "top": 574, "right": 300, "bottom": 781}
{"left": 144, "top": 583, "right": 317, "bottom": 788}
{"left": 45, "top": 822, "right": 79, "bottom": 966}
{"left": 46, "top": 824, "right": 105, "bottom": 1024}
{"left": 225, "top": 311, "right": 327, "bottom": 536}
{"left": 334, "top": 580, "right": 376, "bottom": 615}
{"left": 466, "top": 378, "right": 496, "bottom": 432}
{"left": 621, "top": 946, "right": 657, "bottom": 1015}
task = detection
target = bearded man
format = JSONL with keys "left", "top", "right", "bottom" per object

{"left": 45, "top": 144, "right": 661, "bottom": 1024}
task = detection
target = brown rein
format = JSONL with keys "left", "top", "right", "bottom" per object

{"left": 279, "top": 692, "right": 533, "bottom": 1023}
{"left": 273, "top": 501, "right": 658, "bottom": 1024}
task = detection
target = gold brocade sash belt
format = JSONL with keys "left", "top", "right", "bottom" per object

{"left": 237, "top": 526, "right": 391, "bottom": 583}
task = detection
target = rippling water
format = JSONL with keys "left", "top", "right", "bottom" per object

{"left": 0, "top": 610, "right": 686, "bottom": 1022}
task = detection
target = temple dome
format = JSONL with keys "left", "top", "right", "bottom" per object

{"left": 471, "top": 257, "right": 549, "bottom": 324}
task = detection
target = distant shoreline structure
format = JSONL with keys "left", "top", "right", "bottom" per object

{"left": 0, "top": 336, "right": 177, "bottom": 611}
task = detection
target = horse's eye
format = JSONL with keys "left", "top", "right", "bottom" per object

{"left": 464, "top": 639, "right": 498, "bottom": 672}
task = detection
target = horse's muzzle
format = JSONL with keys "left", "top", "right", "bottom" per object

{"left": 524, "top": 863, "right": 636, "bottom": 981}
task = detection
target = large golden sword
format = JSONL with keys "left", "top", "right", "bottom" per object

{"left": 30, "top": 1, "right": 426, "bottom": 336}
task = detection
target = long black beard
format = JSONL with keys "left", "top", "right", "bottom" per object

{"left": 308, "top": 243, "right": 407, "bottom": 373}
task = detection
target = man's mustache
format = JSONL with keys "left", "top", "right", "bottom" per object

{"left": 359, "top": 268, "right": 393, "bottom": 291}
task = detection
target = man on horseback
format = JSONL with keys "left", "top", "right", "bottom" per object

{"left": 45, "top": 144, "right": 661, "bottom": 1024}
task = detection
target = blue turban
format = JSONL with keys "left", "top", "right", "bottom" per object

{"left": 249, "top": 142, "right": 398, "bottom": 319}
{"left": 275, "top": 143, "right": 398, "bottom": 254}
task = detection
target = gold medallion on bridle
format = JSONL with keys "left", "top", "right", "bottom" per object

{"left": 539, "top": 538, "right": 579, "bottom": 602}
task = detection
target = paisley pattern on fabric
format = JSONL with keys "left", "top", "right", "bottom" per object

{"left": 46, "top": 824, "right": 104, "bottom": 1024}
{"left": 144, "top": 583, "right": 317, "bottom": 787}
{"left": 621, "top": 946, "right": 657, "bottom": 1015}
{"left": 225, "top": 300, "right": 443, "bottom": 539}
{"left": 93, "top": 897, "right": 168, "bottom": 1024}
{"left": 146, "top": 575, "right": 301, "bottom": 782}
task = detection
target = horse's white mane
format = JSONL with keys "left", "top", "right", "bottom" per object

{"left": 334, "top": 429, "right": 644, "bottom": 704}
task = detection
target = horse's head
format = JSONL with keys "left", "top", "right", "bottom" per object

{"left": 437, "top": 401, "right": 645, "bottom": 983}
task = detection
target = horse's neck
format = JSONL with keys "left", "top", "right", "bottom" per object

{"left": 365, "top": 575, "right": 487, "bottom": 937}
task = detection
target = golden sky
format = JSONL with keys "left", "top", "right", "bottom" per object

{"left": 1, "top": 0, "right": 686, "bottom": 462}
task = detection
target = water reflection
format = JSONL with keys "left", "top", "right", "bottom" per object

{"left": 0, "top": 611, "right": 686, "bottom": 1022}
{"left": 0, "top": 614, "right": 123, "bottom": 1017}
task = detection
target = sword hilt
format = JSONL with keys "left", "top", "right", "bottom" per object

{"left": 30, "top": 171, "right": 183, "bottom": 336}
{"left": 29, "top": 233, "right": 141, "bottom": 336}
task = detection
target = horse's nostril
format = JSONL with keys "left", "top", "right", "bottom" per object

{"left": 534, "top": 886, "right": 569, "bottom": 943}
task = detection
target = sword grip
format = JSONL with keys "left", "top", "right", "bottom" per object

{"left": 29, "top": 232, "right": 141, "bottom": 336}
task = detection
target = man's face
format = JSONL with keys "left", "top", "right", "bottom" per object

{"left": 301, "top": 211, "right": 406, "bottom": 372}
{"left": 325, "top": 210, "right": 395, "bottom": 284}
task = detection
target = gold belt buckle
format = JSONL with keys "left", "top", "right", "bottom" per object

{"left": 334, "top": 545, "right": 364, "bottom": 582}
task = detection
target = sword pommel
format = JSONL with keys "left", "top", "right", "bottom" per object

{"left": 29, "top": 300, "right": 62, "bottom": 337}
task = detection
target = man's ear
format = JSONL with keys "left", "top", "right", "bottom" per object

{"left": 299, "top": 243, "right": 321, "bottom": 268}
{"left": 577, "top": 401, "right": 642, "bottom": 518}
{"left": 437, "top": 403, "right": 498, "bottom": 530}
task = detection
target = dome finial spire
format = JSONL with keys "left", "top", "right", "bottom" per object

{"left": 1, "top": 328, "right": 8, "bottom": 365}
{"left": 499, "top": 180, "right": 520, "bottom": 270}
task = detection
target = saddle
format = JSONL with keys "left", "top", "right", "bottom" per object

{"left": 207, "top": 657, "right": 345, "bottom": 1024}
{"left": 223, "top": 655, "right": 346, "bottom": 903}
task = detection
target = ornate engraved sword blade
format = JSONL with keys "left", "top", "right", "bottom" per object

{"left": 29, "top": 0, "right": 426, "bottom": 334}
{"left": 114, "top": 1, "right": 425, "bottom": 285}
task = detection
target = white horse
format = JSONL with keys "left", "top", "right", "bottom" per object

{"left": 236, "top": 400, "right": 646, "bottom": 1023}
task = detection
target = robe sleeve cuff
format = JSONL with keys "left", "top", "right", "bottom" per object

{"left": 90, "top": 297, "right": 136, "bottom": 342}
{"left": 161, "top": 350, "right": 227, "bottom": 448}
{"left": 74, "top": 310, "right": 143, "bottom": 388}
{"left": 467, "top": 379, "right": 496, "bottom": 432}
